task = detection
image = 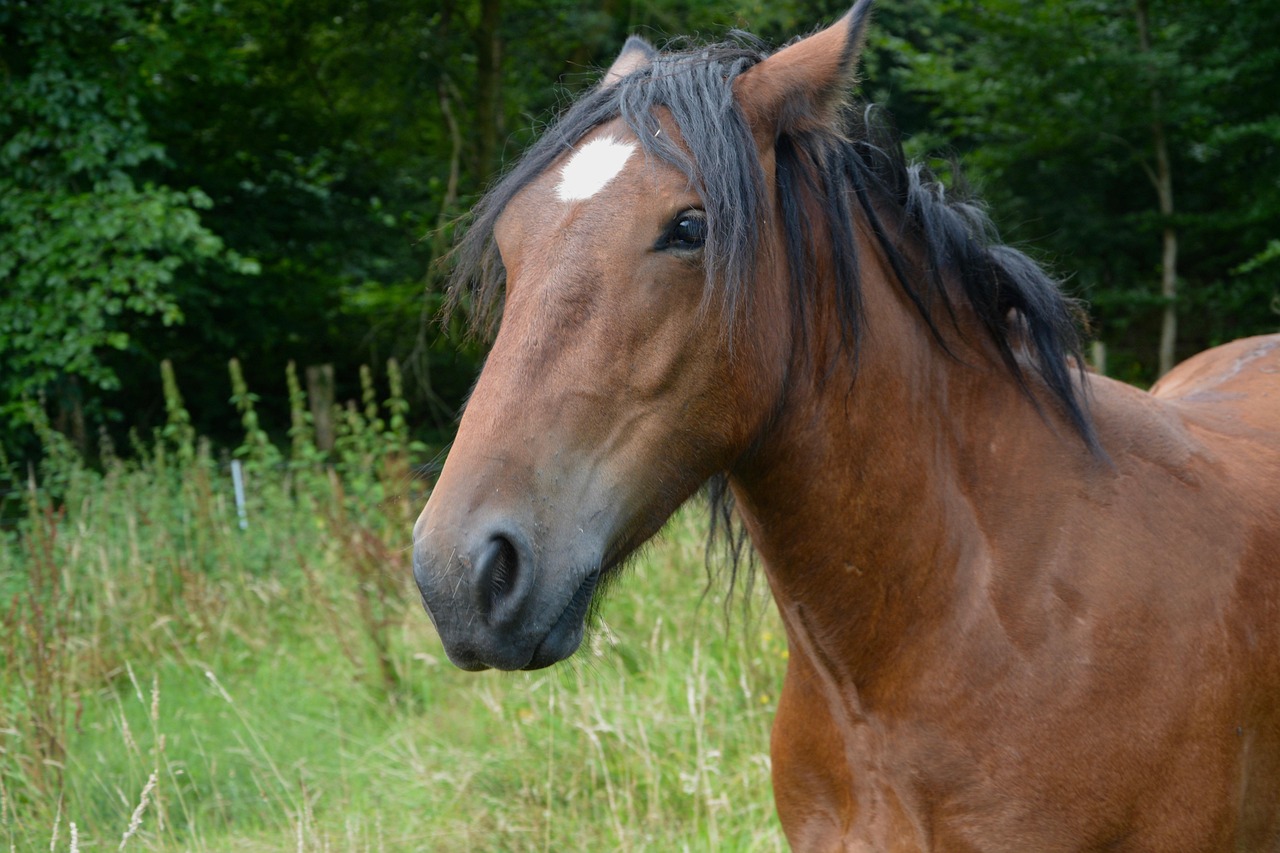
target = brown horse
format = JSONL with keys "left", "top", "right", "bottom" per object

{"left": 412, "top": 3, "right": 1280, "bottom": 849}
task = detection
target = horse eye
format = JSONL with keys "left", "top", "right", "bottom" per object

{"left": 661, "top": 210, "right": 707, "bottom": 252}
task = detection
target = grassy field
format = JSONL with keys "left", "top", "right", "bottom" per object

{"left": 0, "top": 363, "right": 788, "bottom": 851}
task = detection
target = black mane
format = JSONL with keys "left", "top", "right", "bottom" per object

{"left": 449, "top": 34, "right": 1096, "bottom": 452}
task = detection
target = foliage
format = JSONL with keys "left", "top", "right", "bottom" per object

{"left": 0, "top": 0, "right": 258, "bottom": 435}
{"left": 2, "top": 0, "right": 1278, "bottom": 444}
{"left": 887, "top": 0, "right": 1280, "bottom": 378}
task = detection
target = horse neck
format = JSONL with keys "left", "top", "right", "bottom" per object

{"left": 728, "top": 241, "right": 1084, "bottom": 703}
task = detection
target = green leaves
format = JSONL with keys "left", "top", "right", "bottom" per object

{"left": 2, "top": 0, "right": 1277, "bottom": 452}
{"left": 890, "top": 0, "right": 1280, "bottom": 377}
{"left": 0, "top": 0, "right": 256, "bottom": 427}
{"left": 0, "top": 175, "right": 236, "bottom": 391}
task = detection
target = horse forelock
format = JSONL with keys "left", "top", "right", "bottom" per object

{"left": 446, "top": 38, "right": 772, "bottom": 338}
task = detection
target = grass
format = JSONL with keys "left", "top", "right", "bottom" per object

{"left": 0, "top": 361, "right": 788, "bottom": 851}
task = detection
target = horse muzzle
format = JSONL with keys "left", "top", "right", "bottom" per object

{"left": 412, "top": 514, "right": 604, "bottom": 671}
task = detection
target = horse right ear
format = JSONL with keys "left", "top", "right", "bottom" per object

{"left": 733, "top": 0, "right": 873, "bottom": 142}
{"left": 603, "top": 36, "right": 656, "bottom": 86}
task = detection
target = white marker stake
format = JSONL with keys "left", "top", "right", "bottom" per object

{"left": 556, "top": 137, "right": 636, "bottom": 201}
{"left": 231, "top": 459, "right": 248, "bottom": 530}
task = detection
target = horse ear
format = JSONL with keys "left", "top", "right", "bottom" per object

{"left": 603, "top": 36, "right": 657, "bottom": 86}
{"left": 733, "top": 0, "right": 873, "bottom": 140}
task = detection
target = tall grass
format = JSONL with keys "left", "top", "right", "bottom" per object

{"left": 0, "top": 361, "right": 787, "bottom": 851}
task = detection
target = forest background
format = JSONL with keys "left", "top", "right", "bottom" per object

{"left": 2, "top": 0, "right": 1279, "bottom": 465}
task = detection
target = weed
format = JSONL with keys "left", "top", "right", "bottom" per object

{"left": 1, "top": 360, "right": 786, "bottom": 851}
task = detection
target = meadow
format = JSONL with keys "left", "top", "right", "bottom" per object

{"left": 0, "top": 362, "right": 787, "bottom": 851}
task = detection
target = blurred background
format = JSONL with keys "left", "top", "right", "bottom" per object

{"left": 3, "top": 0, "right": 1278, "bottom": 464}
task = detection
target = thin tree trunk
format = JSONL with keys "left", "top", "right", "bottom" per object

{"left": 1134, "top": 0, "right": 1178, "bottom": 376}
{"left": 433, "top": 0, "right": 463, "bottom": 235}
{"left": 474, "top": 0, "right": 503, "bottom": 177}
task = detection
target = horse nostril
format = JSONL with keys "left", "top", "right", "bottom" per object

{"left": 473, "top": 534, "right": 521, "bottom": 618}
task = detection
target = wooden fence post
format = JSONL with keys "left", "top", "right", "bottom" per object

{"left": 305, "top": 364, "right": 336, "bottom": 453}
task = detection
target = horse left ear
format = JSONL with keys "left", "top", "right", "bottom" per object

{"left": 603, "top": 36, "right": 657, "bottom": 86}
{"left": 733, "top": 0, "right": 873, "bottom": 140}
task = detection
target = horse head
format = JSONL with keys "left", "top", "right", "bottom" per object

{"left": 412, "top": 5, "right": 876, "bottom": 671}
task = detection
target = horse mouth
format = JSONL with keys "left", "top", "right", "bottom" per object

{"left": 523, "top": 568, "right": 601, "bottom": 670}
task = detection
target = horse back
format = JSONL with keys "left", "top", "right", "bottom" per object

{"left": 1144, "top": 334, "right": 1280, "bottom": 841}
{"left": 1142, "top": 332, "right": 1280, "bottom": 600}
{"left": 1150, "top": 333, "right": 1280, "bottom": 437}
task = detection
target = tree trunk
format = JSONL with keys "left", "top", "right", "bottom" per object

{"left": 474, "top": 0, "right": 503, "bottom": 177}
{"left": 433, "top": 0, "right": 462, "bottom": 234}
{"left": 1134, "top": 0, "right": 1178, "bottom": 377}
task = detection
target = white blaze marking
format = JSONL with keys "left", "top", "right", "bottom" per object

{"left": 555, "top": 137, "right": 636, "bottom": 201}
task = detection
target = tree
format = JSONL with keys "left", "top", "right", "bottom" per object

{"left": 0, "top": 0, "right": 256, "bottom": 445}
{"left": 892, "top": 0, "right": 1280, "bottom": 381}
{"left": 1132, "top": 0, "right": 1177, "bottom": 376}
{"left": 4, "top": 0, "right": 1274, "bottom": 461}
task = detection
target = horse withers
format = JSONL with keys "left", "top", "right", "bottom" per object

{"left": 412, "top": 3, "right": 1280, "bottom": 849}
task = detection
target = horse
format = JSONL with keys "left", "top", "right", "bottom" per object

{"left": 412, "top": 3, "right": 1280, "bottom": 849}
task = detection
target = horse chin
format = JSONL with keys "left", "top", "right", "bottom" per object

{"left": 522, "top": 567, "right": 601, "bottom": 669}
{"left": 437, "top": 636, "right": 559, "bottom": 673}
{"left": 522, "top": 623, "right": 586, "bottom": 670}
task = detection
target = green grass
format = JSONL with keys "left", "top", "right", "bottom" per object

{"left": 0, "top": 362, "right": 789, "bottom": 852}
